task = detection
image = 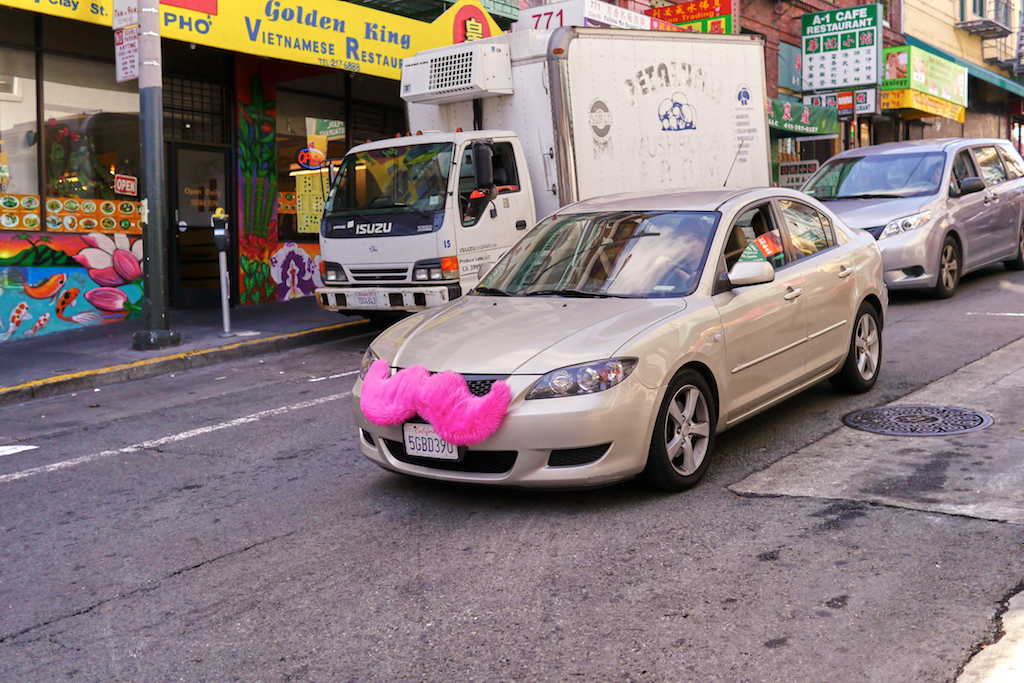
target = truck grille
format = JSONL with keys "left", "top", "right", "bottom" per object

{"left": 348, "top": 267, "right": 410, "bottom": 283}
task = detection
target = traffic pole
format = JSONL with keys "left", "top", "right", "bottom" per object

{"left": 132, "top": 0, "right": 181, "bottom": 351}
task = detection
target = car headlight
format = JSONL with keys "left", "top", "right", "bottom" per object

{"left": 526, "top": 358, "right": 638, "bottom": 400}
{"left": 322, "top": 261, "right": 348, "bottom": 283}
{"left": 359, "top": 348, "right": 382, "bottom": 379}
{"left": 879, "top": 210, "right": 931, "bottom": 240}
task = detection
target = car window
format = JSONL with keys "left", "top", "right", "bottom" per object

{"left": 951, "top": 150, "right": 976, "bottom": 193}
{"left": 732, "top": 205, "right": 786, "bottom": 270}
{"left": 973, "top": 146, "right": 1007, "bottom": 186}
{"left": 998, "top": 145, "right": 1024, "bottom": 179}
{"left": 778, "top": 199, "right": 836, "bottom": 260}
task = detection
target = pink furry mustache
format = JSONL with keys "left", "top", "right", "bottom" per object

{"left": 359, "top": 359, "right": 512, "bottom": 446}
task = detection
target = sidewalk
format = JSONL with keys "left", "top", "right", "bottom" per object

{"left": 0, "top": 296, "right": 371, "bottom": 407}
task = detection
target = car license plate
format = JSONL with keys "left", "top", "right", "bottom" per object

{"left": 403, "top": 423, "right": 459, "bottom": 460}
{"left": 354, "top": 290, "right": 378, "bottom": 307}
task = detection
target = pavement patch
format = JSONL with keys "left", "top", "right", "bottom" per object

{"left": 731, "top": 337, "right": 1024, "bottom": 525}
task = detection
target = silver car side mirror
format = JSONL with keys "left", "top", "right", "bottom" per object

{"left": 728, "top": 260, "right": 775, "bottom": 287}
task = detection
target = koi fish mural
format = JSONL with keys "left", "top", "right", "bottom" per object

{"left": 0, "top": 302, "right": 32, "bottom": 342}
{"left": 55, "top": 288, "right": 101, "bottom": 325}
{"left": 22, "top": 312, "right": 50, "bottom": 338}
{"left": 0, "top": 268, "right": 67, "bottom": 301}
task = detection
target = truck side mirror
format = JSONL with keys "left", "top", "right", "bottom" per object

{"left": 472, "top": 141, "right": 498, "bottom": 202}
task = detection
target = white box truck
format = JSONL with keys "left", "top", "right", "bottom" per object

{"left": 315, "top": 26, "right": 771, "bottom": 318}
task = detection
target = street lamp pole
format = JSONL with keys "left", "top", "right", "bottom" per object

{"left": 132, "top": 0, "right": 181, "bottom": 351}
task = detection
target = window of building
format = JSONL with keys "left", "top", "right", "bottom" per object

{"left": 1, "top": 46, "right": 39, "bottom": 230}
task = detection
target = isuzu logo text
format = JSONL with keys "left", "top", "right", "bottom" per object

{"left": 347, "top": 219, "right": 392, "bottom": 235}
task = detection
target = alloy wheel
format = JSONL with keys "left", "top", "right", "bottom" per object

{"left": 940, "top": 243, "right": 959, "bottom": 291}
{"left": 854, "top": 312, "right": 880, "bottom": 381}
{"left": 664, "top": 385, "right": 711, "bottom": 476}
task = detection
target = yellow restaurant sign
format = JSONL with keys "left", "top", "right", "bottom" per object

{"left": 0, "top": 0, "right": 502, "bottom": 80}
{"left": 880, "top": 88, "right": 966, "bottom": 124}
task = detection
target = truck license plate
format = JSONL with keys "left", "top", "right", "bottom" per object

{"left": 354, "top": 290, "right": 377, "bottom": 307}
{"left": 403, "top": 423, "right": 459, "bottom": 460}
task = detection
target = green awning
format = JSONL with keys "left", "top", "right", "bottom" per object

{"left": 767, "top": 98, "right": 840, "bottom": 137}
{"left": 905, "top": 34, "right": 1024, "bottom": 99}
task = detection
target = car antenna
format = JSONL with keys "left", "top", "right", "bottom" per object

{"left": 723, "top": 138, "right": 746, "bottom": 187}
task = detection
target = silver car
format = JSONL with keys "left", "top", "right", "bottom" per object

{"left": 802, "top": 138, "right": 1024, "bottom": 298}
{"left": 353, "top": 188, "right": 887, "bottom": 492}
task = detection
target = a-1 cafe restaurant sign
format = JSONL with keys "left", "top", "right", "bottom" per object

{"left": 0, "top": 0, "right": 502, "bottom": 81}
{"left": 801, "top": 4, "right": 883, "bottom": 92}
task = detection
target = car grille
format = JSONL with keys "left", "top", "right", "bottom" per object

{"left": 383, "top": 438, "right": 517, "bottom": 473}
{"left": 548, "top": 443, "right": 611, "bottom": 467}
{"left": 393, "top": 371, "right": 508, "bottom": 397}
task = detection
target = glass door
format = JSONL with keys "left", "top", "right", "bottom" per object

{"left": 169, "top": 145, "right": 230, "bottom": 309}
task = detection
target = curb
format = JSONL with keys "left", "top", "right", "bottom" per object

{"left": 0, "top": 321, "right": 367, "bottom": 407}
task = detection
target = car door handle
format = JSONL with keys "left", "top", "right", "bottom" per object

{"left": 783, "top": 287, "right": 803, "bottom": 301}
{"left": 838, "top": 265, "right": 854, "bottom": 278}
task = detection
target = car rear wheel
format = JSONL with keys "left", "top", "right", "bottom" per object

{"left": 1003, "top": 223, "right": 1024, "bottom": 271}
{"left": 641, "top": 369, "right": 716, "bottom": 492}
{"left": 933, "top": 235, "right": 961, "bottom": 299}
{"left": 829, "top": 302, "right": 882, "bottom": 394}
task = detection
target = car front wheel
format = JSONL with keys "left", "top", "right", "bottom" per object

{"left": 933, "top": 235, "right": 961, "bottom": 299}
{"left": 641, "top": 369, "right": 716, "bottom": 492}
{"left": 829, "top": 301, "right": 882, "bottom": 394}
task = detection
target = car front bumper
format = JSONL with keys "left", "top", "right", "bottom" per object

{"left": 352, "top": 375, "right": 661, "bottom": 489}
{"left": 875, "top": 228, "right": 940, "bottom": 291}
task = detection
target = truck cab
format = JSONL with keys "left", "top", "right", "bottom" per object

{"left": 315, "top": 130, "right": 534, "bottom": 317}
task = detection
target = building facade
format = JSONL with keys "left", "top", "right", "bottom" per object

{"left": 0, "top": 0, "right": 503, "bottom": 344}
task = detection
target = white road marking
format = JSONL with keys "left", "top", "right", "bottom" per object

{"left": 308, "top": 369, "right": 360, "bottom": 383}
{"left": 0, "top": 445, "right": 38, "bottom": 457}
{"left": 967, "top": 312, "right": 1024, "bottom": 317}
{"left": 0, "top": 391, "right": 352, "bottom": 485}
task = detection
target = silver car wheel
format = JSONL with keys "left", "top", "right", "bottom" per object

{"left": 939, "top": 242, "right": 959, "bottom": 291}
{"left": 854, "top": 312, "right": 880, "bottom": 381}
{"left": 664, "top": 384, "right": 711, "bottom": 476}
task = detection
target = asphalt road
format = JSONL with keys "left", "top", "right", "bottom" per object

{"left": 2, "top": 265, "right": 1024, "bottom": 682}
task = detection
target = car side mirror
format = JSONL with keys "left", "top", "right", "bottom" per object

{"left": 727, "top": 260, "right": 775, "bottom": 287}
{"left": 472, "top": 141, "right": 498, "bottom": 202}
{"left": 955, "top": 176, "right": 985, "bottom": 197}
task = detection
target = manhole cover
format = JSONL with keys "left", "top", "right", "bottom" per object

{"left": 842, "top": 405, "right": 993, "bottom": 436}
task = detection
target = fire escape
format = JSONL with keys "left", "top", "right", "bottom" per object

{"left": 957, "top": 0, "right": 1024, "bottom": 73}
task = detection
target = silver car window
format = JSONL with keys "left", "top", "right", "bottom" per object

{"left": 802, "top": 152, "right": 946, "bottom": 200}
{"left": 998, "top": 145, "right": 1024, "bottom": 179}
{"left": 778, "top": 199, "right": 836, "bottom": 260}
{"left": 973, "top": 146, "right": 1007, "bottom": 186}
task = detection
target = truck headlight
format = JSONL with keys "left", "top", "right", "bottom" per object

{"left": 526, "top": 358, "right": 638, "bottom": 399}
{"left": 879, "top": 210, "right": 931, "bottom": 240}
{"left": 322, "top": 261, "right": 347, "bottom": 283}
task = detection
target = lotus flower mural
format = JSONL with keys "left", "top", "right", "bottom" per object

{"left": 73, "top": 232, "right": 143, "bottom": 319}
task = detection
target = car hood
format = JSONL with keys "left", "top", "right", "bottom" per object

{"left": 822, "top": 196, "right": 933, "bottom": 231}
{"left": 373, "top": 296, "right": 685, "bottom": 375}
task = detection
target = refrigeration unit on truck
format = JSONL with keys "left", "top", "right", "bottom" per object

{"left": 315, "top": 26, "right": 771, "bottom": 318}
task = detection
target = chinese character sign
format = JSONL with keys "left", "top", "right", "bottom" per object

{"left": 801, "top": 4, "right": 882, "bottom": 91}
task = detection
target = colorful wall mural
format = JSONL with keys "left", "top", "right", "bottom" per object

{"left": 236, "top": 57, "right": 323, "bottom": 308}
{"left": 0, "top": 231, "right": 144, "bottom": 343}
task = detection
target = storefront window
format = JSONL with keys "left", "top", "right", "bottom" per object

{"left": 42, "top": 54, "right": 140, "bottom": 235}
{"left": 1, "top": 46, "right": 40, "bottom": 230}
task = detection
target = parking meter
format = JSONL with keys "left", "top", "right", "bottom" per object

{"left": 211, "top": 207, "right": 234, "bottom": 337}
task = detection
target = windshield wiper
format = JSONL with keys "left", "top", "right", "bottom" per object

{"left": 473, "top": 286, "right": 511, "bottom": 297}
{"left": 835, "top": 192, "right": 905, "bottom": 199}
{"left": 522, "top": 288, "right": 624, "bottom": 298}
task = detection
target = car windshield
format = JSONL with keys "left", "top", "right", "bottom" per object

{"left": 476, "top": 210, "right": 719, "bottom": 298}
{"left": 325, "top": 142, "right": 452, "bottom": 216}
{"left": 802, "top": 151, "right": 946, "bottom": 200}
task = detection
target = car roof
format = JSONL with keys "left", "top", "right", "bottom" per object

{"left": 830, "top": 138, "right": 1013, "bottom": 159}
{"left": 562, "top": 187, "right": 806, "bottom": 213}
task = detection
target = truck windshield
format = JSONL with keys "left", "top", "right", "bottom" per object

{"left": 477, "top": 210, "right": 719, "bottom": 298}
{"left": 325, "top": 142, "right": 453, "bottom": 216}
{"left": 803, "top": 152, "right": 947, "bottom": 200}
